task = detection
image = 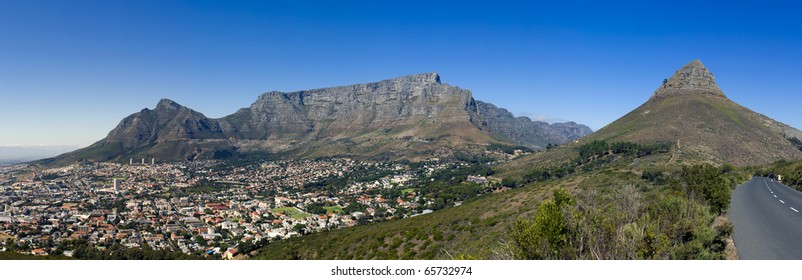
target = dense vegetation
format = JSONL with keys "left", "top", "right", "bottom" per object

{"left": 510, "top": 164, "right": 745, "bottom": 259}
{"left": 681, "top": 165, "right": 733, "bottom": 214}
{"left": 511, "top": 140, "right": 671, "bottom": 186}
{"left": 487, "top": 143, "right": 534, "bottom": 154}
{"left": 65, "top": 240, "right": 209, "bottom": 260}
{"left": 577, "top": 140, "right": 672, "bottom": 163}
{"left": 753, "top": 159, "right": 802, "bottom": 191}
{"left": 0, "top": 251, "right": 73, "bottom": 260}
{"left": 1, "top": 238, "right": 210, "bottom": 260}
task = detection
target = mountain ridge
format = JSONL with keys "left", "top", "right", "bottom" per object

{"left": 40, "top": 73, "right": 591, "bottom": 165}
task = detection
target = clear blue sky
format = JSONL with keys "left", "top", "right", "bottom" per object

{"left": 2, "top": 1, "right": 802, "bottom": 148}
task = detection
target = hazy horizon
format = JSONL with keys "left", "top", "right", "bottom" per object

{"left": 0, "top": 145, "right": 79, "bottom": 164}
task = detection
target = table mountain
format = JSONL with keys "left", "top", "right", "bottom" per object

{"left": 41, "top": 73, "right": 591, "bottom": 165}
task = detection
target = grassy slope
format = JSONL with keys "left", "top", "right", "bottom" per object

{"left": 583, "top": 94, "right": 802, "bottom": 166}
{"left": 499, "top": 94, "right": 802, "bottom": 175}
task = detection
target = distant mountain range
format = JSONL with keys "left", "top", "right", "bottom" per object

{"left": 40, "top": 73, "right": 591, "bottom": 165}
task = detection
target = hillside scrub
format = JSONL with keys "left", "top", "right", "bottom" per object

{"left": 510, "top": 165, "right": 745, "bottom": 260}
{"left": 682, "top": 165, "right": 732, "bottom": 214}
{"left": 753, "top": 159, "right": 802, "bottom": 190}
{"left": 577, "top": 140, "right": 671, "bottom": 164}
{"left": 514, "top": 140, "right": 671, "bottom": 187}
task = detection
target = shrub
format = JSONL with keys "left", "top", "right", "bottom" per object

{"left": 682, "top": 165, "right": 731, "bottom": 214}
{"left": 511, "top": 189, "right": 570, "bottom": 259}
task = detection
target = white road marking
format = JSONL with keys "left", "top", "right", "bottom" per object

{"left": 780, "top": 200, "right": 785, "bottom": 204}
{"left": 774, "top": 194, "right": 778, "bottom": 198}
{"left": 791, "top": 207, "right": 799, "bottom": 213}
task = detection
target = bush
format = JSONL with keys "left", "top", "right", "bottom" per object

{"left": 511, "top": 189, "right": 570, "bottom": 259}
{"left": 578, "top": 140, "right": 609, "bottom": 159}
{"left": 682, "top": 165, "right": 731, "bottom": 214}
{"left": 501, "top": 177, "right": 517, "bottom": 188}
{"left": 642, "top": 170, "right": 665, "bottom": 183}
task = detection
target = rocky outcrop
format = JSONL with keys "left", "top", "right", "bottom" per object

{"left": 651, "top": 59, "right": 726, "bottom": 99}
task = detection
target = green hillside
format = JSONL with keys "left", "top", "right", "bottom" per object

{"left": 254, "top": 141, "right": 746, "bottom": 259}
{"left": 583, "top": 94, "right": 802, "bottom": 166}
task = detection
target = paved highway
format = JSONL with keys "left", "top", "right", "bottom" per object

{"left": 730, "top": 177, "right": 802, "bottom": 259}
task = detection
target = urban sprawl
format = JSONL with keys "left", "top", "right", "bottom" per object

{"left": 0, "top": 157, "right": 501, "bottom": 259}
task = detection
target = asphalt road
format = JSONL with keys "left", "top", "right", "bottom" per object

{"left": 729, "top": 177, "right": 802, "bottom": 259}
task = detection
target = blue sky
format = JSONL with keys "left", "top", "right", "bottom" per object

{"left": 2, "top": 1, "right": 802, "bottom": 149}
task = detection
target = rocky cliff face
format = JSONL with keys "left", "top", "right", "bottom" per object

{"left": 45, "top": 73, "right": 592, "bottom": 164}
{"left": 225, "top": 73, "right": 475, "bottom": 141}
{"left": 651, "top": 59, "right": 726, "bottom": 99}
{"left": 470, "top": 101, "right": 592, "bottom": 149}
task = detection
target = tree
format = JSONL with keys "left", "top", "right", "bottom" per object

{"left": 682, "top": 165, "right": 731, "bottom": 214}
{"left": 552, "top": 188, "right": 573, "bottom": 207}
{"left": 512, "top": 189, "right": 571, "bottom": 259}
{"left": 5, "top": 239, "right": 17, "bottom": 252}
{"left": 194, "top": 235, "right": 208, "bottom": 247}
{"left": 501, "top": 177, "right": 517, "bottom": 188}
{"left": 578, "top": 140, "right": 609, "bottom": 160}
{"left": 292, "top": 224, "right": 306, "bottom": 235}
